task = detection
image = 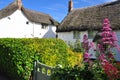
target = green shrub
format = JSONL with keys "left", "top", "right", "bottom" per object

{"left": 68, "top": 39, "right": 83, "bottom": 52}
{"left": 51, "top": 64, "right": 109, "bottom": 80}
{"left": 0, "top": 38, "right": 70, "bottom": 80}
{"left": 51, "top": 65, "right": 94, "bottom": 80}
{"left": 67, "top": 49, "right": 83, "bottom": 67}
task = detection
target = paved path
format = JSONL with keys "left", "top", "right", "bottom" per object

{"left": 0, "top": 75, "right": 9, "bottom": 80}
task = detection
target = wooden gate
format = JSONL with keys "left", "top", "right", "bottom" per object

{"left": 33, "top": 61, "right": 54, "bottom": 80}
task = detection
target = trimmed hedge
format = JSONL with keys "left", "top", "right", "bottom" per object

{"left": 0, "top": 38, "right": 82, "bottom": 80}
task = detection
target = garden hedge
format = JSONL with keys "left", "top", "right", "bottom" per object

{"left": 0, "top": 38, "right": 82, "bottom": 80}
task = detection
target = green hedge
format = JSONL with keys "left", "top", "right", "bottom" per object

{"left": 50, "top": 66, "right": 94, "bottom": 80}
{"left": 51, "top": 65, "right": 108, "bottom": 80}
{"left": 0, "top": 38, "right": 70, "bottom": 80}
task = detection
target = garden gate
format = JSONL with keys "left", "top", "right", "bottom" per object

{"left": 33, "top": 61, "right": 54, "bottom": 80}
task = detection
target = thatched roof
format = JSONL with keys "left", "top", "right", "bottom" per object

{"left": 0, "top": 0, "right": 58, "bottom": 25}
{"left": 57, "top": 0, "right": 120, "bottom": 32}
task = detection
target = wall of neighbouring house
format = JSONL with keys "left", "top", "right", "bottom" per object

{"left": 58, "top": 31, "right": 96, "bottom": 58}
{"left": 58, "top": 30, "right": 120, "bottom": 61}
{"left": 112, "top": 31, "right": 120, "bottom": 61}
{"left": 0, "top": 10, "right": 56, "bottom": 38}
{"left": 57, "top": 31, "right": 87, "bottom": 44}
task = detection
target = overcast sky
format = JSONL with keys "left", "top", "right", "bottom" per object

{"left": 0, "top": 0, "right": 118, "bottom": 22}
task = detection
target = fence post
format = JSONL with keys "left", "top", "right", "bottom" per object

{"left": 33, "top": 60, "right": 54, "bottom": 80}
{"left": 33, "top": 61, "right": 37, "bottom": 80}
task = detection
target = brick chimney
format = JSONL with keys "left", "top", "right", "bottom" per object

{"left": 68, "top": 0, "right": 73, "bottom": 13}
{"left": 17, "top": 0, "right": 22, "bottom": 10}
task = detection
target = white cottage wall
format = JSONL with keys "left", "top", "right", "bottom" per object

{"left": 58, "top": 31, "right": 87, "bottom": 44}
{"left": 112, "top": 31, "right": 120, "bottom": 61}
{"left": 42, "top": 25, "right": 56, "bottom": 38}
{"left": 33, "top": 24, "right": 56, "bottom": 38}
{"left": 0, "top": 10, "right": 33, "bottom": 38}
{"left": 0, "top": 10, "right": 56, "bottom": 38}
{"left": 58, "top": 31, "right": 96, "bottom": 58}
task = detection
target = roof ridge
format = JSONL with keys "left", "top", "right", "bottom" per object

{"left": 0, "top": 1, "right": 18, "bottom": 19}
{"left": 72, "top": 0, "right": 119, "bottom": 11}
{"left": 57, "top": 0, "right": 120, "bottom": 32}
{"left": 0, "top": 1, "right": 58, "bottom": 25}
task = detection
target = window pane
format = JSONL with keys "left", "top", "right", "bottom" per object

{"left": 73, "top": 31, "right": 80, "bottom": 39}
{"left": 88, "top": 31, "right": 94, "bottom": 39}
{"left": 41, "top": 24, "right": 48, "bottom": 29}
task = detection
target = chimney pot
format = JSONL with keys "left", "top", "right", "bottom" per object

{"left": 17, "top": 0, "right": 22, "bottom": 10}
{"left": 68, "top": 0, "right": 73, "bottom": 13}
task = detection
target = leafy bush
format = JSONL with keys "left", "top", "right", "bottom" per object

{"left": 67, "top": 49, "right": 83, "bottom": 67}
{"left": 51, "top": 63, "right": 109, "bottom": 80}
{"left": 0, "top": 38, "right": 82, "bottom": 80}
{"left": 51, "top": 65, "right": 94, "bottom": 80}
{"left": 68, "top": 39, "right": 83, "bottom": 52}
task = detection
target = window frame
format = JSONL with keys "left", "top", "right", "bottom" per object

{"left": 88, "top": 31, "right": 95, "bottom": 39}
{"left": 73, "top": 31, "right": 80, "bottom": 39}
{"left": 41, "top": 24, "right": 48, "bottom": 29}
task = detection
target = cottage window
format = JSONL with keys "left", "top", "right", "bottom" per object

{"left": 73, "top": 31, "right": 80, "bottom": 39}
{"left": 26, "top": 21, "right": 29, "bottom": 24}
{"left": 41, "top": 24, "right": 48, "bottom": 29}
{"left": 8, "top": 17, "right": 11, "bottom": 20}
{"left": 88, "top": 31, "right": 95, "bottom": 39}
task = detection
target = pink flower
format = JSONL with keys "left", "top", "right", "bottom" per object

{"left": 98, "top": 53, "right": 106, "bottom": 62}
{"left": 100, "top": 18, "right": 119, "bottom": 48}
{"left": 101, "top": 61, "right": 119, "bottom": 79}
{"left": 112, "top": 32, "right": 118, "bottom": 41}
{"left": 97, "top": 44, "right": 104, "bottom": 52}
{"left": 83, "top": 34, "right": 88, "bottom": 43}
{"left": 83, "top": 52, "right": 92, "bottom": 62}
{"left": 84, "top": 52, "right": 90, "bottom": 58}
{"left": 103, "top": 41, "right": 113, "bottom": 45}
{"left": 82, "top": 34, "right": 90, "bottom": 52}
{"left": 103, "top": 18, "right": 110, "bottom": 24}
{"left": 90, "top": 42, "right": 94, "bottom": 47}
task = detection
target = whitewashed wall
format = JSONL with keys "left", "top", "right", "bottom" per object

{"left": 0, "top": 10, "right": 56, "bottom": 38}
{"left": 58, "top": 31, "right": 97, "bottom": 58}
{"left": 33, "top": 23, "right": 56, "bottom": 38}
{"left": 112, "top": 31, "right": 120, "bottom": 61}
{"left": 58, "top": 31, "right": 87, "bottom": 44}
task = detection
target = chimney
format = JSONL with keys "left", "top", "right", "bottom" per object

{"left": 17, "top": 0, "right": 22, "bottom": 10}
{"left": 68, "top": 0, "right": 73, "bottom": 13}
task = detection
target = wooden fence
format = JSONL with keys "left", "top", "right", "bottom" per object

{"left": 33, "top": 61, "right": 54, "bottom": 80}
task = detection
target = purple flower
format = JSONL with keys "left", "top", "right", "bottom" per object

{"left": 112, "top": 32, "right": 118, "bottom": 41}
{"left": 82, "top": 34, "right": 90, "bottom": 52}
{"left": 98, "top": 53, "right": 106, "bottom": 62}
{"left": 90, "top": 42, "right": 94, "bottom": 47}
{"left": 103, "top": 18, "right": 110, "bottom": 24}
{"left": 97, "top": 44, "right": 104, "bottom": 53}
{"left": 83, "top": 34, "right": 88, "bottom": 43}
{"left": 100, "top": 18, "right": 118, "bottom": 47}
{"left": 83, "top": 52, "right": 92, "bottom": 62}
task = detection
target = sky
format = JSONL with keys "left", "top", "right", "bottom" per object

{"left": 0, "top": 0, "right": 118, "bottom": 22}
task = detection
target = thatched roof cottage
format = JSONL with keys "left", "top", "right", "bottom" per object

{"left": 57, "top": 0, "right": 120, "bottom": 60}
{"left": 0, "top": 0, "right": 58, "bottom": 38}
{"left": 57, "top": 0, "right": 120, "bottom": 32}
